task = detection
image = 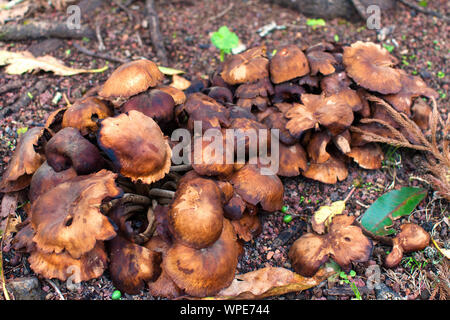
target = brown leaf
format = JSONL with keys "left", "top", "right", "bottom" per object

{"left": 206, "top": 266, "right": 334, "bottom": 300}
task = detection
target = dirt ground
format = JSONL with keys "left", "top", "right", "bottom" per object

{"left": 0, "top": 0, "right": 449, "bottom": 300}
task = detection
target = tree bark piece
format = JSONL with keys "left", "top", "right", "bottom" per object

{"left": 0, "top": 21, "right": 94, "bottom": 41}
{"left": 145, "top": 0, "right": 168, "bottom": 65}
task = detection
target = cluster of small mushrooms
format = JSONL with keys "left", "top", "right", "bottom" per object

{"left": 0, "top": 41, "right": 435, "bottom": 298}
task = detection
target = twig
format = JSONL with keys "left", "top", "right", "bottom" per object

{"left": 45, "top": 279, "right": 65, "bottom": 300}
{"left": 397, "top": 0, "right": 450, "bottom": 23}
{"left": 148, "top": 188, "right": 175, "bottom": 198}
{"left": 112, "top": 0, "right": 135, "bottom": 21}
{"left": 207, "top": 2, "right": 234, "bottom": 21}
{"left": 73, "top": 43, "right": 129, "bottom": 64}
{"left": 145, "top": 0, "right": 168, "bottom": 65}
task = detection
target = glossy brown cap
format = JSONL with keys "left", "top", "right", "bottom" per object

{"left": 270, "top": 45, "right": 309, "bottom": 84}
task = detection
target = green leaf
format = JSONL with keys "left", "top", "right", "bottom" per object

{"left": 360, "top": 187, "right": 427, "bottom": 236}
{"left": 210, "top": 26, "right": 239, "bottom": 54}
{"left": 383, "top": 44, "right": 395, "bottom": 53}
{"left": 306, "top": 19, "right": 326, "bottom": 27}
{"left": 418, "top": 1, "right": 428, "bottom": 7}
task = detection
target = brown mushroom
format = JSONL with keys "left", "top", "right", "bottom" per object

{"left": 108, "top": 235, "right": 162, "bottom": 294}
{"left": 0, "top": 127, "right": 45, "bottom": 193}
{"left": 31, "top": 170, "right": 121, "bottom": 258}
{"left": 306, "top": 50, "right": 337, "bottom": 76}
{"left": 343, "top": 41, "right": 401, "bottom": 94}
{"left": 163, "top": 219, "right": 240, "bottom": 297}
{"left": 385, "top": 224, "right": 430, "bottom": 268}
{"left": 235, "top": 78, "right": 274, "bottom": 99}
{"left": 231, "top": 212, "right": 262, "bottom": 242}
{"left": 271, "top": 82, "right": 305, "bottom": 104}
{"left": 270, "top": 45, "right": 310, "bottom": 84}
{"left": 29, "top": 242, "right": 108, "bottom": 282}
{"left": 276, "top": 143, "right": 308, "bottom": 177}
{"left": 223, "top": 193, "right": 247, "bottom": 220}
{"left": 99, "top": 59, "right": 164, "bottom": 106}
{"left": 229, "top": 163, "right": 284, "bottom": 212}
{"left": 157, "top": 85, "right": 187, "bottom": 105}
{"left": 98, "top": 110, "right": 172, "bottom": 184}
{"left": 411, "top": 98, "right": 432, "bottom": 130}
{"left": 61, "top": 96, "right": 113, "bottom": 135}
{"left": 289, "top": 215, "right": 373, "bottom": 276}
{"left": 29, "top": 161, "right": 77, "bottom": 202}
{"left": 206, "top": 86, "right": 233, "bottom": 105}
{"left": 45, "top": 127, "right": 105, "bottom": 175}
{"left": 307, "top": 130, "right": 332, "bottom": 164}
{"left": 347, "top": 143, "right": 384, "bottom": 170}
{"left": 168, "top": 176, "right": 224, "bottom": 249}
{"left": 303, "top": 156, "right": 348, "bottom": 184}
{"left": 261, "top": 110, "right": 297, "bottom": 146}
{"left": 45, "top": 107, "right": 67, "bottom": 134}
{"left": 221, "top": 46, "right": 269, "bottom": 85}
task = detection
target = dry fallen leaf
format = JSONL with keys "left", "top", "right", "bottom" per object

{"left": 205, "top": 266, "right": 334, "bottom": 300}
{"left": 311, "top": 200, "right": 346, "bottom": 234}
{"left": 0, "top": 50, "right": 108, "bottom": 76}
{"left": 432, "top": 239, "right": 450, "bottom": 260}
{"left": 0, "top": 1, "right": 30, "bottom": 24}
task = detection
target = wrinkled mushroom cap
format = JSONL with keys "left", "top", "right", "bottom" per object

{"left": 343, "top": 41, "right": 401, "bottom": 94}
{"left": 61, "top": 96, "right": 113, "bottom": 135}
{"left": 29, "top": 242, "right": 108, "bottom": 282}
{"left": 98, "top": 110, "right": 172, "bottom": 184}
{"left": 306, "top": 50, "right": 337, "bottom": 76}
{"left": 108, "top": 235, "right": 162, "bottom": 294}
{"left": 230, "top": 164, "right": 284, "bottom": 212}
{"left": 270, "top": 45, "right": 309, "bottom": 84}
{"left": 0, "top": 127, "right": 45, "bottom": 193}
{"left": 277, "top": 143, "right": 308, "bottom": 177}
{"left": 99, "top": 59, "right": 164, "bottom": 103}
{"left": 157, "top": 85, "right": 187, "bottom": 105}
{"left": 347, "top": 143, "right": 384, "bottom": 170}
{"left": 163, "top": 219, "right": 239, "bottom": 297}
{"left": 168, "top": 177, "right": 225, "bottom": 249}
{"left": 31, "top": 170, "right": 120, "bottom": 258}
{"left": 303, "top": 156, "right": 348, "bottom": 184}
{"left": 289, "top": 215, "right": 372, "bottom": 276}
{"left": 221, "top": 46, "right": 269, "bottom": 85}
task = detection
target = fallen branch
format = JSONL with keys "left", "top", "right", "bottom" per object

{"left": 397, "top": 0, "right": 450, "bottom": 23}
{"left": 145, "top": 0, "right": 168, "bottom": 65}
{"left": 0, "top": 80, "right": 47, "bottom": 118}
{"left": 0, "top": 21, "right": 94, "bottom": 41}
{"left": 208, "top": 2, "right": 234, "bottom": 21}
{"left": 73, "top": 43, "right": 129, "bottom": 64}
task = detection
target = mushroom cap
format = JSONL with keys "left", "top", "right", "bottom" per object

{"left": 29, "top": 242, "right": 108, "bottom": 282}
{"left": 163, "top": 219, "right": 239, "bottom": 297}
{"left": 307, "top": 131, "right": 331, "bottom": 164}
{"left": 157, "top": 85, "right": 187, "bottom": 105}
{"left": 148, "top": 269, "right": 184, "bottom": 299}
{"left": 45, "top": 127, "right": 105, "bottom": 175}
{"left": 108, "top": 235, "right": 162, "bottom": 294}
{"left": 272, "top": 82, "right": 305, "bottom": 104}
{"left": 61, "top": 96, "right": 113, "bottom": 135}
{"left": 223, "top": 193, "right": 247, "bottom": 220}
{"left": 385, "top": 224, "right": 430, "bottom": 268}
{"left": 289, "top": 215, "right": 372, "bottom": 276}
{"left": 237, "top": 96, "right": 270, "bottom": 112}
{"left": 221, "top": 46, "right": 269, "bottom": 85}
{"left": 29, "top": 161, "right": 77, "bottom": 202}
{"left": 229, "top": 117, "right": 271, "bottom": 158}
{"left": 0, "top": 127, "right": 45, "bottom": 193}
{"left": 306, "top": 50, "right": 337, "bottom": 76}
{"left": 270, "top": 45, "right": 310, "bottom": 84}
{"left": 98, "top": 110, "right": 172, "bottom": 184}
{"left": 229, "top": 164, "right": 284, "bottom": 212}
{"left": 383, "top": 70, "right": 439, "bottom": 115}
{"left": 45, "top": 107, "right": 67, "bottom": 134}
{"left": 206, "top": 86, "right": 233, "bottom": 104}
{"left": 12, "top": 219, "right": 36, "bottom": 253}
{"left": 121, "top": 89, "right": 175, "bottom": 124}
{"left": 98, "top": 59, "right": 164, "bottom": 102}
{"left": 168, "top": 177, "right": 224, "bottom": 249}
{"left": 303, "top": 156, "right": 348, "bottom": 184}
{"left": 235, "top": 78, "right": 274, "bottom": 99}
{"left": 347, "top": 143, "right": 384, "bottom": 170}
{"left": 31, "top": 170, "right": 120, "bottom": 258}
{"left": 411, "top": 98, "right": 432, "bottom": 130}
{"left": 231, "top": 212, "right": 262, "bottom": 242}
{"left": 277, "top": 143, "right": 308, "bottom": 177}
{"left": 343, "top": 41, "right": 401, "bottom": 94}
{"left": 262, "top": 111, "right": 297, "bottom": 145}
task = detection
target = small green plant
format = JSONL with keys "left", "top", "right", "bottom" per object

{"left": 306, "top": 18, "right": 326, "bottom": 28}
{"left": 402, "top": 255, "right": 428, "bottom": 273}
{"left": 17, "top": 127, "right": 28, "bottom": 136}
{"left": 382, "top": 145, "right": 402, "bottom": 170}
{"left": 210, "top": 26, "right": 239, "bottom": 62}
{"left": 383, "top": 44, "right": 395, "bottom": 53}
{"left": 339, "top": 270, "right": 362, "bottom": 300}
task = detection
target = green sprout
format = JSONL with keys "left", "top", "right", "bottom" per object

{"left": 210, "top": 26, "right": 239, "bottom": 62}
{"left": 17, "top": 127, "right": 28, "bottom": 136}
{"left": 383, "top": 44, "right": 394, "bottom": 53}
{"left": 339, "top": 270, "right": 362, "bottom": 300}
{"left": 437, "top": 71, "right": 445, "bottom": 79}
{"left": 306, "top": 18, "right": 326, "bottom": 28}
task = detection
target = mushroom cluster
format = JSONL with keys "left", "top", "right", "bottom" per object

{"left": 1, "top": 40, "right": 438, "bottom": 297}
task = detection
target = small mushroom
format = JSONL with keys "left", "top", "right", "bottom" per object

{"left": 411, "top": 98, "right": 432, "bottom": 130}
{"left": 223, "top": 193, "right": 247, "bottom": 220}
{"left": 303, "top": 156, "right": 348, "bottom": 184}
{"left": 31, "top": 170, "right": 121, "bottom": 258}
{"left": 61, "top": 96, "right": 113, "bottom": 135}
{"left": 307, "top": 130, "right": 332, "bottom": 164}
{"left": 45, "top": 107, "right": 67, "bottom": 134}
{"left": 262, "top": 110, "right": 297, "bottom": 146}
{"left": 385, "top": 224, "right": 430, "bottom": 268}
{"left": 289, "top": 215, "right": 373, "bottom": 276}
{"left": 0, "top": 127, "right": 45, "bottom": 193}
{"left": 347, "top": 143, "right": 384, "bottom": 170}
{"left": 163, "top": 219, "right": 240, "bottom": 297}
{"left": 271, "top": 82, "right": 305, "bottom": 104}
{"left": 98, "top": 110, "right": 172, "bottom": 184}
{"left": 306, "top": 50, "right": 337, "bottom": 76}
{"left": 276, "top": 143, "right": 308, "bottom": 177}
{"left": 231, "top": 212, "right": 262, "bottom": 242}
{"left": 270, "top": 45, "right": 310, "bottom": 84}
{"left": 99, "top": 59, "right": 164, "bottom": 106}
{"left": 221, "top": 46, "right": 269, "bottom": 85}
{"left": 206, "top": 86, "right": 233, "bottom": 105}
{"left": 157, "top": 85, "right": 187, "bottom": 105}
{"left": 235, "top": 78, "right": 274, "bottom": 99}
{"left": 168, "top": 176, "right": 225, "bottom": 249}
{"left": 45, "top": 127, "right": 105, "bottom": 175}
{"left": 108, "top": 235, "right": 162, "bottom": 294}
{"left": 343, "top": 41, "right": 401, "bottom": 94}
{"left": 229, "top": 163, "right": 284, "bottom": 212}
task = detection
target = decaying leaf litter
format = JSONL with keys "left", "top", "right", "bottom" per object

{"left": 0, "top": 0, "right": 449, "bottom": 300}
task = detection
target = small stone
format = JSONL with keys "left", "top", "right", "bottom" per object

{"left": 266, "top": 251, "right": 274, "bottom": 260}
{"left": 6, "top": 277, "right": 45, "bottom": 300}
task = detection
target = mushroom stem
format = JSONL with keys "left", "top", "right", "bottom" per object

{"left": 166, "top": 172, "right": 181, "bottom": 182}
{"left": 101, "top": 194, "right": 150, "bottom": 213}
{"left": 133, "top": 207, "right": 156, "bottom": 245}
{"left": 148, "top": 188, "right": 175, "bottom": 198}
{"left": 170, "top": 164, "right": 192, "bottom": 172}
{"left": 161, "top": 181, "right": 177, "bottom": 190}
